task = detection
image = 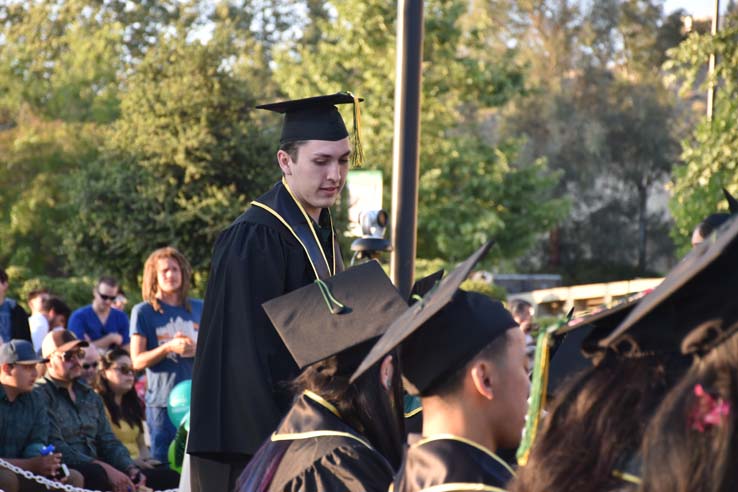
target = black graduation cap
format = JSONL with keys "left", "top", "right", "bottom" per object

{"left": 723, "top": 188, "right": 738, "bottom": 214}
{"left": 350, "top": 241, "right": 519, "bottom": 395}
{"left": 601, "top": 214, "right": 738, "bottom": 355}
{"left": 256, "top": 92, "right": 365, "bottom": 166}
{"left": 408, "top": 269, "right": 444, "bottom": 305}
{"left": 262, "top": 260, "right": 408, "bottom": 370}
{"left": 547, "top": 298, "right": 640, "bottom": 394}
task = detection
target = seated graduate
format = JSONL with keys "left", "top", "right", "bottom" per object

{"left": 235, "top": 260, "right": 409, "bottom": 492}
{"left": 511, "top": 213, "right": 738, "bottom": 492}
{"left": 352, "top": 242, "right": 528, "bottom": 492}
{"left": 638, "top": 229, "right": 738, "bottom": 492}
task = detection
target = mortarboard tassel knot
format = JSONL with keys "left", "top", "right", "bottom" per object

{"left": 314, "top": 279, "right": 347, "bottom": 315}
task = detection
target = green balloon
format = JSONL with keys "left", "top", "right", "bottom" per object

{"left": 167, "top": 379, "right": 192, "bottom": 428}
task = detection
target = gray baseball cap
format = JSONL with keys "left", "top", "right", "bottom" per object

{"left": 0, "top": 340, "right": 48, "bottom": 365}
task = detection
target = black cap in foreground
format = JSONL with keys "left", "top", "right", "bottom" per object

{"left": 602, "top": 215, "right": 738, "bottom": 355}
{"left": 408, "top": 269, "right": 444, "bottom": 305}
{"left": 262, "top": 260, "right": 407, "bottom": 370}
{"left": 350, "top": 241, "right": 518, "bottom": 395}
{"left": 547, "top": 298, "right": 640, "bottom": 394}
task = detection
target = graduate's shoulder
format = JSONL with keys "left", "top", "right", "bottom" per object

{"left": 274, "top": 437, "right": 392, "bottom": 492}
{"left": 217, "top": 205, "right": 300, "bottom": 249}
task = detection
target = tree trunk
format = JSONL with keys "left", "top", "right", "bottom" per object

{"left": 637, "top": 183, "right": 648, "bottom": 274}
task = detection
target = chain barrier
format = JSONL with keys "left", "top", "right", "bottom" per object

{"left": 0, "top": 457, "right": 179, "bottom": 492}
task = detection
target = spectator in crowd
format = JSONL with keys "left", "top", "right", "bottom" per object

{"left": 35, "top": 330, "right": 145, "bottom": 492}
{"left": 510, "top": 298, "right": 537, "bottom": 369}
{"left": 96, "top": 347, "right": 180, "bottom": 489}
{"left": 68, "top": 277, "right": 130, "bottom": 351}
{"left": 31, "top": 297, "right": 72, "bottom": 355}
{"left": 79, "top": 344, "right": 101, "bottom": 386}
{"left": 130, "top": 247, "right": 202, "bottom": 463}
{"left": 112, "top": 289, "right": 128, "bottom": 313}
{"left": 27, "top": 289, "right": 49, "bottom": 352}
{"left": 0, "top": 339, "right": 84, "bottom": 492}
{"left": 0, "top": 268, "right": 31, "bottom": 345}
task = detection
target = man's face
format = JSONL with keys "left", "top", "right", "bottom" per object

{"left": 487, "top": 329, "right": 530, "bottom": 449}
{"left": 156, "top": 258, "right": 182, "bottom": 296}
{"left": 48, "top": 347, "right": 84, "bottom": 382}
{"left": 279, "top": 138, "right": 350, "bottom": 219}
{"left": 92, "top": 282, "right": 118, "bottom": 312}
{"left": 29, "top": 294, "right": 47, "bottom": 314}
{"left": 3, "top": 363, "right": 38, "bottom": 393}
{"left": 80, "top": 347, "right": 100, "bottom": 385}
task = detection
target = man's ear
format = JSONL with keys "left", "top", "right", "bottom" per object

{"left": 469, "top": 361, "right": 495, "bottom": 401}
{"left": 1, "top": 363, "right": 13, "bottom": 376}
{"left": 380, "top": 355, "right": 394, "bottom": 391}
{"left": 277, "top": 150, "right": 293, "bottom": 175}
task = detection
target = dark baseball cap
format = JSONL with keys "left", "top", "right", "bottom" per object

{"left": 0, "top": 340, "right": 48, "bottom": 365}
{"left": 41, "top": 330, "right": 89, "bottom": 359}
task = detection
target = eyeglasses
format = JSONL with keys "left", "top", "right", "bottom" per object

{"left": 96, "top": 291, "right": 117, "bottom": 302}
{"left": 112, "top": 366, "right": 133, "bottom": 376}
{"left": 58, "top": 349, "right": 85, "bottom": 362}
{"left": 82, "top": 362, "right": 99, "bottom": 370}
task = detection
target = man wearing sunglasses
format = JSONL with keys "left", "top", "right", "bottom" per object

{"left": 35, "top": 330, "right": 145, "bottom": 492}
{"left": 79, "top": 344, "right": 101, "bottom": 386}
{"left": 68, "top": 277, "right": 130, "bottom": 352}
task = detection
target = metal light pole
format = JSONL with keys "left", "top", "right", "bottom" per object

{"left": 390, "top": 0, "right": 424, "bottom": 298}
{"left": 707, "top": 0, "right": 720, "bottom": 121}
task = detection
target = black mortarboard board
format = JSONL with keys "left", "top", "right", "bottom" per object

{"left": 602, "top": 215, "right": 738, "bottom": 355}
{"left": 262, "top": 260, "right": 407, "bottom": 370}
{"left": 351, "top": 242, "right": 518, "bottom": 395}
{"left": 408, "top": 270, "right": 444, "bottom": 305}
{"left": 723, "top": 188, "right": 738, "bottom": 214}
{"left": 256, "top": 92, "right": 365, "bottom": 166}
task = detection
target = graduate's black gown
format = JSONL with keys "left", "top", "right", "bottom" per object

{"left": 189, "top": 180, "right": 342, "bottom": 462}
{"left": 239, "top": 392, "right": 395, "bottom": 492}
{"left": 393, "top": 434, "right": 516, "bottom": 492}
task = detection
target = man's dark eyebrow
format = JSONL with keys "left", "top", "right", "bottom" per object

{"left": 311, "top": 151, "right": 352, "bottom": 159}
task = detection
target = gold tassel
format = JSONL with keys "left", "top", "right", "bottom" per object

{"left": 345, "top": 91, "right": 364, "bottom": 168}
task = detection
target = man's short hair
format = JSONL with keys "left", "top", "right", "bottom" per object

{"left": 279, "top": 140, "right": 307, "bottom": 163}
{"left": 96, "top": 276, "right": 118, "bottom": 289}
{"left": 42, "top": 296, "right": 71, "bottom": 319}
{"left": 0, "top": 268, "right": 7, "bottom": 284}
{"left": 510, "top": 299, "right": 533, "bottom": 318}
{"left": 423, "top": 329, "right": 512, "bottom": 398}
{"left": 27, "top": 289, "right": 49, "bottom": 304}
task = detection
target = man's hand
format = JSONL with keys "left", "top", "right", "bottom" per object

{"left": 97, "top": 332, "right": 124, "bottom": 348}
{"left": 127, "top": 465, "right": 147, "bottom": 487}
{"left": 168, "top": 333, "right": 195, "bottom": 357}
{"left": 27, "top": 453, "right": 61, "bottom": 477}
{"left": 98, "top": 461, "right": 135, "bottom": 492}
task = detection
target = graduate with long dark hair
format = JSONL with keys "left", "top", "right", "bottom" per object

{"left": 639, "top": 311, "right": 738, "bottom": 492}
{"left": 513, "top": 211, "right": 738, "bottom": 492}
{"left": 236, "top": 261, "right": 407, "bottom": 492}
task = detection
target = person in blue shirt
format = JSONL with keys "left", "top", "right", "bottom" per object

{"left": 130, "top": 247, "right": 202, "bottom": 463}
{"left": 0, "top": 268, "right": 31, "bottom": 346}
{"left": 68, "top": 277, "right": 130, "bottom": 351}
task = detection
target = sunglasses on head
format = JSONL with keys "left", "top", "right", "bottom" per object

{"left": 58, "top": 349, "right": 85, "bottom": 362}
{"left": 97, "top": 291, "right": 117, "bottom": 302}
{"left": 112, "top": 365, "right": 133, "bottom": 376}
{"left": 82, "top": 361, "right": 99, "bottom": 370}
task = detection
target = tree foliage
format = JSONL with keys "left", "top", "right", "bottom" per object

{"left": 667, "top": 24, "right": 738, "bottom": 253}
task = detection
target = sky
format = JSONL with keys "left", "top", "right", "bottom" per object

{"left": 664, "top": 0, "right": 723, "bottom": 18}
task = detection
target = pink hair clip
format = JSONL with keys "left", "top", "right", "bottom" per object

{"left": 689, "top": 384, "right": 731, "bottom": 432}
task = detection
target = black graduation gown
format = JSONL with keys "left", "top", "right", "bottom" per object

{"left": 244, "top": 392, "right": 395, "bottom": 492}
{"left": 393, "top": 434, "right": 516, "bottom": 492}
{"left": 189, "top": 180, "right": 343, "bottom": 461}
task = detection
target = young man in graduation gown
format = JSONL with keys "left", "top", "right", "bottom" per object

{"left": 188, "top": 93, "right": 362, "bottom": 491}
{"left": 237, "top": 261, "right": 408, "bottom": 492}
{"left": 353, "top": 242, "right": 530, "bottom": 492}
